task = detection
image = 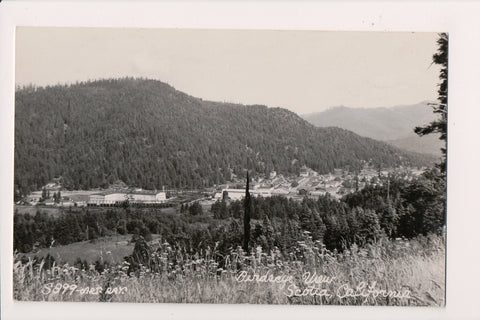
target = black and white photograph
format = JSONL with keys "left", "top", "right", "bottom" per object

{"left": 2, "top": 2, "right": 480, "bottom": 320}
{"left": 11, "top": 27, "right": 447, "bottom": 306}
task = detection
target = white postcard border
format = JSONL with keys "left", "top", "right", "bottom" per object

{"left": 1, "top": 1, "right": 479, "bottom": 320}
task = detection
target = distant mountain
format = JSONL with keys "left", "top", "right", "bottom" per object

{"left": 14, "top": 78, "right": 434, "bottom": 196}
{"left": 301, "top": 102, "right": 443, "bottom": 157}
{"left": 387, "top": 134, "right": 443, "bottom": 157}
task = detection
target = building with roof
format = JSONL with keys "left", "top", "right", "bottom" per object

{"left": 215, "top": 188, "right": 273, "bottom": 201}
{"left": 128, "top": 190, "right": 167, "bottom": 203}
{"left": 88, "top": 190, "right": 166, "bottom": 205}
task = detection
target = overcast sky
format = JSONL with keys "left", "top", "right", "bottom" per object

{"left": 16, "top": 27, "right": 440, "bottom": 114}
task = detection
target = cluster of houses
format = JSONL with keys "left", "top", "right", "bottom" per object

{"left": 214, "top": 165, "right": 426, "bottom": 201}
{"left": 24, "top": 193, "right": 88, "bottom": 207}
{"left": 214, "top": 166, "right": 347, "bottom": 201}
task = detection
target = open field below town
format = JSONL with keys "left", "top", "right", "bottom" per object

{"left": 15, "top": 205, "right": 63, "bottom": 217}
{"left": 22, "top": 235, "right": 158, "bottom": 265}
{"left": 13, "top": 235, "right": 445, "bottom": 306}
{"left": 14, "top": 204, "right": 178, "bottom": 217}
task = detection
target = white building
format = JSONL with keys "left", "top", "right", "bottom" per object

{"left": 105, "top": 193, "right": 128, "bottom": 204}
{"left": 26, "top": 193, "right": 41, "bottom": 204}
{"left": 218, "top": 188, "right": 273, "bottom": 201}
{"left": 88, "top": 194, "right": 105, "bottom": 205}
{"left": 88, "top": 190, "right": 167, "bottom": 205}
{"left": 254, "top": 188, "right": 273, "bottom": 197}
{"left": 299, "top": 166, "right": 309, "bottom": 177}
{"left": 129, "top": 191, "right": 167, "bottom": 203}
{"left": 271, "top": 188, "right": 290, "bottom": 195}
{"left": 310, "top": 190, "right": 327, "bottom": 197}
{"left": 221, "top": 189, "right": 245, "bottom": 200}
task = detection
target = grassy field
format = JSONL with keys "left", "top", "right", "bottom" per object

{"left": 13, "top": 234, "right": 445, "bottom": 306}
{"left": 14, "top": 204, "right": 179, "bottom": 216}
{"left": 14, "top": 205, "right": 63, "bottom": 217}
{"left": 23, "top": 235, "right": 139, "bottom": 265}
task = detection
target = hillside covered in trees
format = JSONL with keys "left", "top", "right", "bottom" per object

{"left": 15, "top": 78, "right": 433, "bottom": 197}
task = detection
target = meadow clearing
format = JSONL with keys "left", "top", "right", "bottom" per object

{"left": 13, "top": 233, "right": 445, "bottom": 306}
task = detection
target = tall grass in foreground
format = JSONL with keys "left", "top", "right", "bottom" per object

{"left": 13, "top": 234, "right": 445, "bottom": 306}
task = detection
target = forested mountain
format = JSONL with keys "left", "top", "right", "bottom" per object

{"left": 15, "top": 78, "right": 433, "bottom": 196}
{"left": 301, "top": 103, "right": 443, "bottom": 156}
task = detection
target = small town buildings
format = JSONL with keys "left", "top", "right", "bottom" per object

{"left": 254, "top": 188, "right": 273, "bottom": 197}
{"left": 59, "top": 200, "right": 75, "bottom": 207}
{"left": 299, "top": 166, "right": 309, "bottom": 177}
{"left": 26, "top": 193, "right": 41, "bottom": 205}
{"left": 75, "top": 201, "right": 87, "bottom": 207}
{"left": 310, "top": 190, "right": 327, "bottom": 197}
{"left": 44, "top": 199, "right": 55, "bottom": 206}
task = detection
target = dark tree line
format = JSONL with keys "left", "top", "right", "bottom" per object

{"left": 179, "top": 202, "right": 204, "bottom": 216}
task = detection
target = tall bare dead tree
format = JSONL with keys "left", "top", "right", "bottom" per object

{"left": 243, "top": 171, "right": 251, "bottom": 253}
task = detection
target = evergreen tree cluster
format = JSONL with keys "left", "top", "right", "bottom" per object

{"left": 179, "top": 202, "right": 204, "bottom": 216}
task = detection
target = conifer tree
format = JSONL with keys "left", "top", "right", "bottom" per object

{"left": 243, "top": 171, "right": 251, "bottom": 253}
{"left": 415, "top": 33, "right": 448, "bottom": 173}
